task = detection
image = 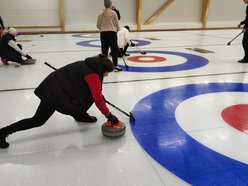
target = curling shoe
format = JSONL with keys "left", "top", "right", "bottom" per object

{"left": 22, "top": 58, "right": 36, "bottom": 65}
{"left": 238, "top": 59, "right": 243, "bottom": 63}
{"left": 114, "top": 66, "right": 122, "bottom": 72}
{"left": 74, "top": 113, "right": 97, "bottom": 123}
{"left": 0, "top": 134, "right": 9, "bottom": 149}
{"left": 238, "top": 59, "right": 248, "bottom": 63}
{"left": 124, "top": 53, "right": 130, "bottom": 56}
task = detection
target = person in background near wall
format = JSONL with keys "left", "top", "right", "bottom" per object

{"left": 112, "top": 4, "right": 121, "bottom": 20}
{"left": 0, "top": 27, "right": 36, "bottom": 66}
{"left": 0, "top": 54, "right": 119, "bottom": 149}
{"left": 117, "top": 25, "right": 135, "bottom": 57}
{"left": 238, "top": 0, "right": 248, "bottom": 63}
{"left": 97, "top": 0, "right": 122, "bottom": 72}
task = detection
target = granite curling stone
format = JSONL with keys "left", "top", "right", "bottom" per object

{"left": 102, "top": 121, "right": 126, "bottom": 137}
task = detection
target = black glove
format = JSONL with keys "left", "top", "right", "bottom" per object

{"left": 106, "top": 113, "right": 119, "bottom": 124}
{"left": 130, "top": 42, "right": 135, "bottom": 47}
{"left": 26, "top": 54, "right": 32, "bottom": 59}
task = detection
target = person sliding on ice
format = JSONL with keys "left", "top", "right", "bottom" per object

{"left": 0, "top": 54, "right": 119, "bottom": 149}
{"left": 238, "top": 0, "right": 248, "bottom": 63}
{"left": 117, "top": 25, "right": 135, "bottom": 57}
{"left": 0, "top": 27, "right": 36, "bottom": 66}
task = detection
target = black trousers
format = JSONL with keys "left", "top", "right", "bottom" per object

{"left": 0, "top": 101, "right": 55, "bottom": 135}
{"left": 100, "top": 31, "right": 118, "bottom": 66}
{"left": 0, "top": 44, "right": 23, "bottom": 63}
{"left": 118, "top": 43, "right": 129, "bottom": 56}
{"left": 243, "top": 31, "right": 248, "bottom": 61}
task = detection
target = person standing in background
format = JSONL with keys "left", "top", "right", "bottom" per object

{"left": 238, "top": 0, "right": 248, "bottom": 63}
{"left": 112, "top": 4, "right": 121, "bottom": 20}
{"left": 97, "top": 0, "right": 122, "bottom": 72}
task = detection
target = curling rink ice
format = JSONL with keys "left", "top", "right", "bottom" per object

{"left": 1, "top": 29, "right": 248, "bottom": 185}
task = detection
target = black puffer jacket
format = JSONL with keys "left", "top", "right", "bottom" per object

{"left": 34, "top": 56, "right": 104, "bottom": 116}
{"left": 0, "top": 33, "right": 15, "bottom": 58}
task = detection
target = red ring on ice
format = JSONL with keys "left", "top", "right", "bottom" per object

{"left": 127, "top": 56, "right": 166, "bottom": 63}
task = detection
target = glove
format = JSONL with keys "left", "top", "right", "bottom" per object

{"left": 26, "top": 54, "right": 32, "bottom": 59}
{"left": 106, "top": 112, "right": 119, "bottom": 124}
{"left": 130, "top": 42, "right": 135, "bottom": 47}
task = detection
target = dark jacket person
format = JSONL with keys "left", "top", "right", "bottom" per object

{"left": 0, "top": 54, "right": 119, "bottom": 149}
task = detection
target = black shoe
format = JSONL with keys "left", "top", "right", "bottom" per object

{"left": 0, "top": 134, "right": 9, "bottom": 149}
{"left": 74, "top": 114, "right": 97, "bottom": 123}
{"left": 238, "top": 59, "right": 248, "bottom": 63}
{"left": 124, "top": 53, "right": 130, "bottom": 56}
{"left": 22, "top": 59, "right": 36, "bottom": 65}
{"left": 114, "top": 66, "right": 122, "bottom": 72}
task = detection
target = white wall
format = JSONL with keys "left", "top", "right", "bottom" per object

{"left": 142, "top": 0, "right": 203, "bottom": 29}
{"left": 0, "top": 0, "right": 59, "bottom": 27}
{"left": 208, "top": 0, "right": 245, "bottom": 27}
{"left": 64, "top": 0, "right": 137, "bottom": 31}
{"left": 0, "top": 0, "right": 246, "bottom": 32}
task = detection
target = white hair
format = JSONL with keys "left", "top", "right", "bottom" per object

{"left": 8, "top": 27, "right": 17, "bottom": 36}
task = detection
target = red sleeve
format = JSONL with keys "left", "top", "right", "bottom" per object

{"left": 84, "top": 73, "right": 110, "bottom": 116}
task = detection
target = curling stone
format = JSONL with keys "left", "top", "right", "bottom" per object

{"left": 102, "top": 120, "right": 126, "bottom": 138}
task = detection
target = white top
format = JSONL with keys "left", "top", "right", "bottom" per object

{"left": 8, "top": 40, "right": 26, "bottom": 56}
{"left": 117, "top": 27, "right": 131, "bottom": 48}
